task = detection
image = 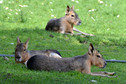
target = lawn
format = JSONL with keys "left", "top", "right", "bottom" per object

{"left": 0, "top": 0, "right": 126, "bottom": 84}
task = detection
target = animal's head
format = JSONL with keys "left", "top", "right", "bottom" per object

{"left": 88, "top": 43, "right": 107, "bottom": 68}
{"left": 65, "top": 5, "right": 81, "bottom": 25}
{"left": 15, "top": 37, "right": 29, "bottom": 64}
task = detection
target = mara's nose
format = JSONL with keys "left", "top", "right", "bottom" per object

{"left": 79, "top": 20, "right": 81, "bottom": 23}
{"left": 16, "top": 56, "right": 21, "bottom": 59}
{"left": 105, "top": 62, "right": 107, "bottom": 66}
{"left": 103, "top": 61, "right": 107, "bottom": 68}
{"left": 77, "top": 21, "right": 81, "bottom": 25}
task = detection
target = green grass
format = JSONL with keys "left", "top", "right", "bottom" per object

{"left": 0, "top": 0, "right": 126, "bottom": 84}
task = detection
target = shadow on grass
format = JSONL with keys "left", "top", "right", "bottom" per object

{"left": 0, "top": 27, "right": 125, "bottom": 47}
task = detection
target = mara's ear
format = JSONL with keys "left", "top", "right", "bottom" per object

{"left": 66, "top": 5, "right": 70, "bottom": 14}
{"left": 24, "top": 38, "right": 30, "bottom": 49}
{"left": 71, "top": 6, "right": 74, "bottom": 10}
{"left": 88, "top": 43, "right": 95, "bottom": 55}
{"left": 17, "top": 37, "right": 21, "bottom": 45}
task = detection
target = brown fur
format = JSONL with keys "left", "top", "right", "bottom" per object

{"left": 26, "top": 43, "right": 115, "bottom": 77}
{"left": 15, "top": 37, "right": 62, "bottom": 64}
{"left": 45, "top": 5, "right": 81, "bottom": 34}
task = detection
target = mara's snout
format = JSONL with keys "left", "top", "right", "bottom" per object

{"left": 102, "top": 61, "right": 107, "bottom": 68}
{"left": 77, "top": 20, "right": 81, "bottom": 25}
{"left": 15, "top": 56, "right": 22, "bottom": 62}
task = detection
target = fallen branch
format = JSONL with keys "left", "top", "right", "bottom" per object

{"left": 73, "top": 27, "right": 95, "bottom": 36}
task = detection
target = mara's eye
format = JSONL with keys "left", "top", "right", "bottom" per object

{"left": 24, "top": 49, "right": 26, "bottom": 51}
{"left": 71, "top": 15, "right": 74, "bottom": 17}
{"left": 97, "top": 55, "right": 100, "bottom": 58}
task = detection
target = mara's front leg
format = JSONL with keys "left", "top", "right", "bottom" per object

{"left": 90, "top": 72, "right": 116, "bottom": 77}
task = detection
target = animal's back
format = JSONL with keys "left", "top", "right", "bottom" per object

{"left": 26, "top": 55, "right": 88, "bottom": 72}
{"left": 45, "top": 18, "right": 61, "bottom": 31}
{"left": 47, "top": 49, "right": 62, "bottom": 56}
{"left": 29, "top": 49, "right": 62, "bottom": 58}
{"left": 27, "top": 55, "right": 75, "bottom": 71}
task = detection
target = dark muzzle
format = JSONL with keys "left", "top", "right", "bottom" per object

{"left": 16, "top": 56, "right": 21, "bottom": 59}
{"left": 77, "top": 21, "right": 81, "bottom": 25}
{"left": 103, "top": 61, "right": 107, "bottom": 68}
